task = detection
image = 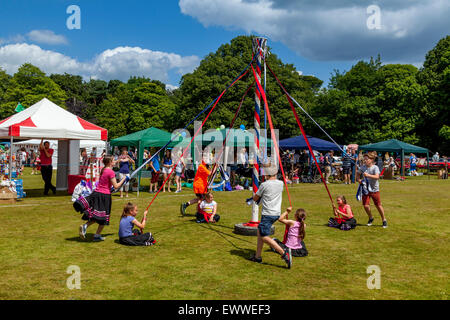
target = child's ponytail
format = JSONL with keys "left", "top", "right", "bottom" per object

{"left": 121, "top": 202, "right": 136, "bottom": 220}
{"left": 296, "top": 208, "right": 306, "bottom": 240}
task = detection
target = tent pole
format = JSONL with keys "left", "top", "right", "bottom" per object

{"left": 9, "top": 136, "right": 13, "bottom": 180}
{"left": 401, "top": 149, "right": 404, "bottom": 177}
{"left": 427, "top": 150, "right": 430, "bottom": 180}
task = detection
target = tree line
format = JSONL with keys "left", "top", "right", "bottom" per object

{"left": 0, "top": 35, "right": 448, "bottom": 154}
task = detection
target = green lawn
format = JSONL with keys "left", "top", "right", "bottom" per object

{"left": 0, "top": 168, "right": 448, "bottom": 300}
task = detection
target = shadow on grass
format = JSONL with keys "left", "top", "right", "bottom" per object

{"left": 229, "top": 248, "right": 287, "bottom": 269}
{"left": 24, "top": 189, "right": 70, "bottom": 198}
{"left": 65, "top": 233, "right": 115, "bottom": 242}
{"left": 197, "top": 223, "right": 254, "bottom": 249}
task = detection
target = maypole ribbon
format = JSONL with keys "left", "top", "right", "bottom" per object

{"left": 265, "top": 61, "right": 335, "bottom": 207}
{"left": 126, "top": 55, "right": 258, "bottom": 184}
{"left": 251, "top": 63, "right": 292, "bottom": 207}
{"left": 144, "top": 66, "right": 251, "bottom": 211}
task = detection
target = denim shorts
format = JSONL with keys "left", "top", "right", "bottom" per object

{"left": 258, "top": 215, "right": 279, "bottom": 237}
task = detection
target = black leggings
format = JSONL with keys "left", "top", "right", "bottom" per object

{"left": 119, "top": 231, "right": 154, "bottom": 246}
{"left": 41, "top": 165, "right": 55, "bottom": 194}
{"left": 274, "top": 238, "right": 308, "bottom": 257}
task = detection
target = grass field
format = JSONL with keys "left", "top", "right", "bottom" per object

{"left": 0, "top": 168, "right": 448, "bottom": 300}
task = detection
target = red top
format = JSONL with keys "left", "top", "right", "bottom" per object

{"left": 39, "top": 147, "right": 54, "bottom": 166}
{"left": 338, "top": 204, "right": 353, "bottom": 219}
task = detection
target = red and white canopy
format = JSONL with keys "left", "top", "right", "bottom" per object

{"left": 0, "top": 98, "right": 107, "bottom": 140}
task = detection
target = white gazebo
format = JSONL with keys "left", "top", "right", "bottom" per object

{"left": 0, "top": 98, "right": 108, "bottom": 190}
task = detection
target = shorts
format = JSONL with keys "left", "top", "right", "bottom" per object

{"left": 195, "top": 193, "right": 206, "bottom": 200}
{"left": 151, "top": 171, "right": 160, "bottom": 184}
{"left": 362, "top": 191, "right": 381, "bottom": 206}
{"left": 410, "top": 164, "right": 416, "bottom": 171}
{"left": 258, "top": 215, "right": 279, "bottom": 237}
{"left": 119, "top": 173, "right": 130, "bottom": 191}
{"left": 162, "top": 167, "right": 171, "bottom": 175}
{"left": 343, "top": 167, "right": 351, "bottom": 174}
{"left": 175, "top": 171, "right": 182, "bottom": 177}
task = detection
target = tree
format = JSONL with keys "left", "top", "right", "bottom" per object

{"left": 93, "top": 80, "right": 177, "bottom": 139}
{"left": 417, "top": 35, "right": 450, "bottom": 154}
{"left": 176, "top": 35, "right": 323, "bottom": 139}
{"left": 50, "top": 73, "right": 89, "bottom": 117}
{"left": 0, "top": 64, "right": 67, "bottom": 119}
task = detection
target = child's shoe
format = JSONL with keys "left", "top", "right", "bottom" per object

{"left": 281, "top": 248, "right": 292, "bottom": 269}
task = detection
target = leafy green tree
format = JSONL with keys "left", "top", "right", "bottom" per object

{"left": 0, "top": 64, "right": 67, "bottom": 119}
{"left": 93, "top": 81, "right": 177, "bottom": 139}
{"left": 50, "top": 73, "right": 88, "bottom": 117}
{"left": 0, "top": 68, "right": 11, "bottom": 109}
{"left": 417, "top": 35, "right": 450, "bottom": 154}
{"left": 176, "top": 35, "right": 323, "bottom": 139}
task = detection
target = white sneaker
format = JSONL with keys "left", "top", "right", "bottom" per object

{"left": 79, "top": 224, "right": 87, "bottom": 239}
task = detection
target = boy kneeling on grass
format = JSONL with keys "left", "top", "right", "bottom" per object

{"left": 118, "top": 202, "right": 155, "bottom": 246}
{"left": 248, "top": 164, "right": 293, "bottom": 269}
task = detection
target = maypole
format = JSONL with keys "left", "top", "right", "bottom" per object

{"left": 235, "top": 37, "right": 273, "bottom": 236}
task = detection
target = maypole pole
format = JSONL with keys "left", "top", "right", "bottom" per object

{"left": 234, "top": 37, "right": 274, "bottom": 236}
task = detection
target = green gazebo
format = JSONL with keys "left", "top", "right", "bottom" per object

{"left": 359, "top": 139, "right": 430, "bottom": 176}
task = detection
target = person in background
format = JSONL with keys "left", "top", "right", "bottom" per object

{"left": 148, "top": 149, "right": 160, "bottom": 193}
{"left": 161, "top": 149, "right": 174, "bottom": 192}
{"left": 342, "top": 151, "right": 352, "bottom": 185}
{"left": 39, "top": 139, "right": 56, "bottom": 195}
{"left": 358, "top": 152, "right": 387, "bottom": 228}
{"left": 118, "top": 148, "right": 135, "bottom": 198}
{"left": 324, "top": 150, "right": 334, "bottom": 184}
{"left": 432, "top": 152, "right": 439, "bottom": 162}
{"left": 350, "top": 149, "right": 358, "bottom": 184}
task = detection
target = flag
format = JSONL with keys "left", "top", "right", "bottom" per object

{"left": 15, "top": 103, "right": 25, "bottom": 113}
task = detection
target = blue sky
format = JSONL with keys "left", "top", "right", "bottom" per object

{"left": 0, "top": 0, "right": 448, "bottom": 88}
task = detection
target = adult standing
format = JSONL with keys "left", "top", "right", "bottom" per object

{"left": 118, "top": 148, "right": 135, "bottom": 198}
{"left": 350, "top": 149, "right": 358, "bottom": 183}
{"left": 358, "top": 152, "right": 387, "bottom": 228}
{"left": 324, "top": 150, "right": 334, "bottom": 184}
{"left": 148, "top": 149, "right": 160, "bottom": 193}
{"left": 341, "top": 151, "right": 352, "bottom": 185}
{"left": 162, "top": 149, "right": 174, "bottom": 192}
{"left": 39, "top": 139, "right": 56, "bottom": 195}
{"left": 432, "top": 152, "right": 439, "bottom": 162}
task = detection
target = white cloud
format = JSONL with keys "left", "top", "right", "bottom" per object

{"left": 0, "top": 43, "right": 200, "bottom": 85}
{"left": 27, "top": 30, "right": 68, "bottom": 45}
{"left": 179, "top": 0, "right": 450, "bottom": 62}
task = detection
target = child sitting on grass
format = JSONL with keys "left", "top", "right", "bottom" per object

{"left": 328, "top": 195, "right": 357, "bottom": 231}
{"left": 273, "top": 206, "right": 308, "bottom": 257}
{"left": 196, "top": 192, "right": 220, "bottom": 223}
{"left": 118, "top": 202, "right": 155, "bottom": 246}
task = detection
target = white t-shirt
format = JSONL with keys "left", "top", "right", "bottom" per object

{"left": 199, "top": 200, "right": 217, "bottom": 214}
{"left": 256, "top": 179, "right": 284, "bottom": 216}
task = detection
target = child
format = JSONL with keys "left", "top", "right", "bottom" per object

{"left": 174, "top": 153, "right": 185, "bottom": 193}
{"left": 180, "top": 158, "right": 212, "bottom": 216}
{"left": 358, "top": 152, "right": 387, "bottom": 228}
{"left": 196, "top": 192, "right": 220, "bottom": 223}
{"left": 248, "top": 164, "right": 292, "bottom": 269}
{"left": 328, "top": 195, "right": 357, "bottom": 230}
{"left": 118, "top": 202, "right": 155, "bottom": 246}
{"left": 77, "top": 156, "right": 127, "bottom": 241}
{"left": 274, "top": 207, "right": 308, "bottom": 257}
